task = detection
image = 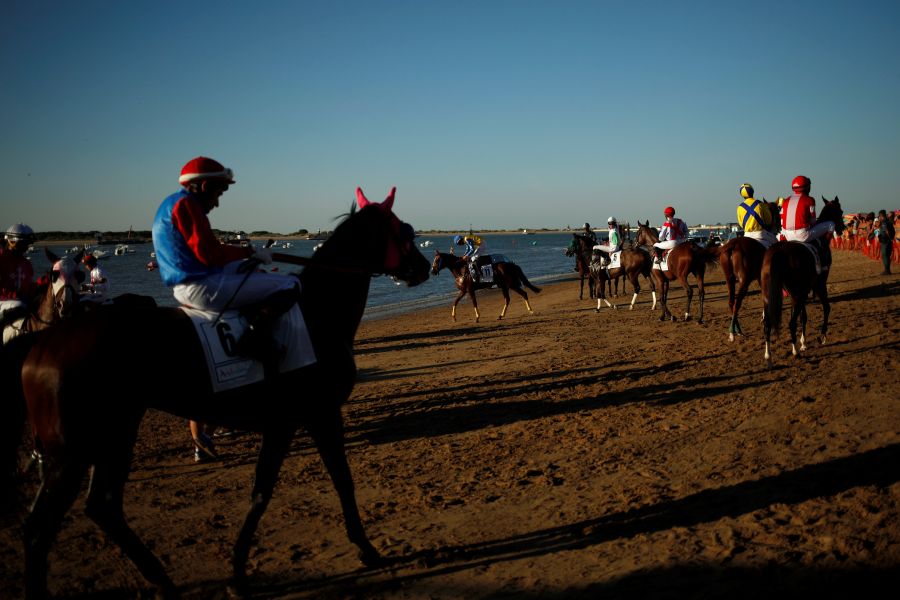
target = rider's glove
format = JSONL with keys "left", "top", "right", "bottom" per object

{"left": 252, "top": 247, "right": 274, "bottom": 264}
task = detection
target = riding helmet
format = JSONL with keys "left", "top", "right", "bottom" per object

{"left": 791, "top": 175, "right": 811, "bottom": 193}
{"left": 740, "top": 183, "right": 754, "bottom": 199}
{"left": 607, "top": 217, "right": 617, "bottom": 224}
{"left": 5, "top": 223, "right": 35, "bottom": 242}
{"left": 664, "top": 206, "right": 676, "bottom": 217}
{"left": 179, "top": 156, "right": 236, "bottom": 186}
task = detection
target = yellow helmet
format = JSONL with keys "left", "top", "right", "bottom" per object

{"left": 740, "top": 183, "right": 754, "bottom": 199}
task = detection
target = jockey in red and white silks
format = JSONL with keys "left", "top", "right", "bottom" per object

{"left": 780, "top": 175, "right": 835, "bottom": 243}
{"left": 653, "top": 206, "right": 688, "bottom": 253}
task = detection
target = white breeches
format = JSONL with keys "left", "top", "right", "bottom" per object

{"left": 174, "top": 261, "right": 299, "bottom": 311}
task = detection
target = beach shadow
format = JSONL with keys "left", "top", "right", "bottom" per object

{"left": 830, "top": 280, "right": 900, "bottom": 303}
{"left": 229, "top": 443, "right": 900, "bottom": 599}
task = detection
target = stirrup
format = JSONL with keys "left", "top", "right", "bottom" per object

{"left": 193, "top": 433, "right": 218, "bottom": 461}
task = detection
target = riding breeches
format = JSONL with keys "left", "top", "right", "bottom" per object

{"left": 173, "top": 261, "right": 299, "bottom": 312}
{"left": 781, "top": 222, "right": 835, "bottom": 243}
{"left": 743, "top": 230, "right": 777, "bottom": 248}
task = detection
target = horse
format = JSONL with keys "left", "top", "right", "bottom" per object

{"left": 588, "top": 246, "right": 658, "bottom": 312}
{"left": 761, "top": 197, "right": 845, "bottom": 365}
{"left": 1, "top": 248, "right": 83, "bottom": 344}
{"left": 633, "top": 221, "right": 720, "bottom": 323}
{"left": 11, "top": 187, "right": 431, "bottom": 599}
{"left": 715, "top": 199, "right": 782, "bottom": 341}
{"left": 564, "top": 234, "right": 595, "bottom": 299}
{"left": 431, "top": 250, "right": 541, "bottom": 322}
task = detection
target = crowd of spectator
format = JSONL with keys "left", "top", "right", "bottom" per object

{"left": 831, "top": 209, "right": 899, "bottom": 270}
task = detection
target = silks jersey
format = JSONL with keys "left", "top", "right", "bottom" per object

{"left": 737, "top": 197, "right": 774, "bottom": 233}
{"left": 781, "top": 193, "right": 816, "bottom": 231}
{"left": 0, "top": 247, "right": 35, "bottom": 300}
{"left": 152, "top": 189, "right": 251, "bottom": 286}
{"left": 659, "top": 218, "right": 687, "bottom": 242}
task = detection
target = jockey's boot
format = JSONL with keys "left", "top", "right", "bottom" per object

{"left": 600, "top": 251, "right": 610, "bottom": 267}
{"left": 236, "top": 286, "right": 299, "bottom": 376}
{"left": 653, "top": 247, "right": 664, "bottom": 263}
{"left": 469, "top": 260, "right": 479, "bottom": 283}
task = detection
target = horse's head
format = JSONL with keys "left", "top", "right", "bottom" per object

{"left": 431, "top": 250, "right": 463, "bottom": 276}
{"left": 820, "top": 196, "right": 845, "bottom": 236}
{"left": 44, "top": 253, "right": 84, "bottom": 320}
{"left": 349, "top": 187, "right": 430, "bottom": 286}
{"left": 564, "top": 236, "right": 578, "bottom": 257}
{"left": 634, "top": 220, "right": 658, "bottom": 247}
{"left": 762, "top": 199, "right": 782, "bottom": 234}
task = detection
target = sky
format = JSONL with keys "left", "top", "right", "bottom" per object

{"left": 1, "top": 0, "right": 898, "bottom": 234}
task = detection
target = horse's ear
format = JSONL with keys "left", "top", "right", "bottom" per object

{"left": 356, "top": 187, "right": 371, "bottom": 209}
{"left": 381, "top": 186, "right": 396, "bottom": 211}
{"left": 45, "top": 247, "right": 59, "bottom": 264}
{"left": 834, "top": 195, "right": 839, "bottom": 203}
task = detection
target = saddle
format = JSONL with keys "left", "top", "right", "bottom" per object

{"left": 469, "top": 255, "right": 503, "bottom": 283}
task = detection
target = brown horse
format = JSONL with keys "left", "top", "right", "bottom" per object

{"left": 634, "top": 221, "right": 719, "bottom": 323}
{"left": 716, "top": 199, "right": 781, "bottom": 341}
{"left": 12, "top": 187, "right": 431, "bottom": 599}
{"left": 761, "top": 197, "right": 845, "bottom": 365}
{"left": 589, "top": 246, "right": 658, "bottom": 312}
{"left": 564, "top": 233, "right": 595, "bottom": 299}
{"left": 1, "top": 248, "right": 83, "bottom": 344}
{"left": 431, "top": 250, "right": 541, "bottom": 322}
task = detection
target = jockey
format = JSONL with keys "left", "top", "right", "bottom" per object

{"left": 582, "top": 222, "right": 598, "bottom": 245}
{"left": 454, "top": 234, "right": 487, "bottom": 281}
{"left": 736, "top": 183, "right": 777, "bottom": 248}
{"left": 780, "top": 175, "right": 835, "bottom": 243}
{"left": 653, "top": 206, "right": 688, "bottom": 261}
{"left": 152, "top": 156, "right": 298, "bottom": 364}
{"left": 80, "top": 253, "right": 110, "bottom": 301}
{"left": 0, "top": 223, "right": 36, "bottom": 329}
{"left": 592, "top": 217, "right": 622, "bottom": 267}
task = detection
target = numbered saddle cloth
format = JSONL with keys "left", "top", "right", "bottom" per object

{"left": 181, "top": 304, "right": 317, "bottom": 393}
{"left": 605, "top": 251, "right": 622, "bottom": 270}
{"left": 653, "top": 249, "right": 672, "bottom": 272}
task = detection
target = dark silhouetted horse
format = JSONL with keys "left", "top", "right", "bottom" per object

{"left": 761, "top": 197, "right": 844, "bottom": 365}
{"left": 431, "top": 251, "right": 540, "bottom": 322}
{"left": 634, "top": 221, "right": 719, "bottom": 323}
{"left": 564, "top": 234, "right": 596, "bottom": 299}
{"left": 11, "top": 187, "right": 431, "bottom": 599}
{"left": 589, "top": 246, "right": 658, "bottom": 312}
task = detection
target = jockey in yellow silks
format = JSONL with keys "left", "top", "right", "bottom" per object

{"left": 736, "top": 183, "right": 776, "bottom": 248}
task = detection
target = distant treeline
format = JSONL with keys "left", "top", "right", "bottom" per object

{"left": 33, "top": 229, "right": 307, "bottom": 241}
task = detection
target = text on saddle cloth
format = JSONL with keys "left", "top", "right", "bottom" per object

{"left": 653, "top": 249, "right": 673, "bottom": 272}
{"left": 181, "top": 304, "right": 316, "bottom": 394}
{"left": 592, "top": 251, "right": 622, "bottom": 270}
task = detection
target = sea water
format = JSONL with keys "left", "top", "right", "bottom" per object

{"left": 29, "top": 233, "right": 581, "bottom": 320}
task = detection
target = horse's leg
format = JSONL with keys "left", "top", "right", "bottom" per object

{"left": 678, "top": 273, "right": 693, "bottom": 322}
{"left": 307, "top": 405, "right": 381, "bottom": 566}
{"left": 817, "top": 279, "right": 831, "bottom": 344}
{"left": 628, "top": 271, "right": 641, "bottom": 310}
{"left": 508, "top": 286, "right": 534, "bottom": 315}
{"left": 451, "top": 288, "right": 467, "bottom": 322}
{"left": 231, "top": 428, "right": 293, "bottom": 594}
{"left": 695, "top": 272, "right": 706, "bottom": 324}
{"left": 578, "top": 273, "right": 584, "bottom": 300}
{"left": 24, "top": 455, "right": 89, "bottom": 599}
{"left": 85, "top": 447, "right": 177, "bottom": 599}
{"left": 729, "top": 276, "right": 751, "bottom": 342}
{"left": 469, "top": 289, "right": 480, "bottom": 322}
{"left": 658, "top": 275, "right": 671, "bottom": 321}
{"left": 788, "top": 297, "right": 802, "bottom": 357}
{"left": 799, "top": 302, "right": 808, "bottom": 352}
{"left": 498, "top": 286, "right": 511, "bottom": 320}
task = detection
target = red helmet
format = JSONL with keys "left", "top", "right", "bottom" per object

{"left": 664, "top": 206, "right": 675, "bottom": 217}
{"left": 791, "top": 175, "right": 810, "bottom": 192}
{"left": 179, "top": 156, "right": 236, "bottom": 187}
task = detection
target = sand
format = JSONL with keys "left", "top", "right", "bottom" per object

{"left": 1, "top": 249, "right": 898, "bottom": 598}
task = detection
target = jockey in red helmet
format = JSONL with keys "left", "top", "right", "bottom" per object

{"left": 780, "top": 175, "right": 834, "bottom": 243}
{"left": 151, "top": 156, "right": 306, "bottom": 367}
{"left": 653, "top": 206, "right": 688, "bottom": 260}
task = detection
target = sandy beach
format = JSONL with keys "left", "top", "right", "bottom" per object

{"left": 1, "top": 249, "right": 898, "bottom": 598}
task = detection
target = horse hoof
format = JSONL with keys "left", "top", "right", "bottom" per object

{"left": 358, "top": 547, "right": 385, "bottom": 568}
{"left": 595, "top": 309, "right": 600, "bottom": 313}
{"left": 728, "top": 333, "right": 735, "bottom": 342}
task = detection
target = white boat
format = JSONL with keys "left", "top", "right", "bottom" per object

{"left": 419, "top": 240, "right": 433, "bottom": 248}
{"left": 114, "top": 244, "right": 136, "bottom": 256}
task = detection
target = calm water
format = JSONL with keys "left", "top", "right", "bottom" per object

{"left": 29, "top": 233, "right": 581, "bottom": 320}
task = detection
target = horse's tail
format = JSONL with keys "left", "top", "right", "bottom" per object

{"left": 513, "top": 264, "right": 541, "bottom": 293}
{"left": 765, "top": 250, "right": 785, "bottom": 332}
{"left": 698, "top": 244, "right": 722, "bottom": 269}
{"left": 0, "top": 332, "right": 36, "bottom": 512}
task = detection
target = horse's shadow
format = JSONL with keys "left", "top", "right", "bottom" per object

{"left": 830, "top": 279, "right": 900, "bottom": 303}
{"left": 205, "top": 442, "right": 900, "bottom": 598}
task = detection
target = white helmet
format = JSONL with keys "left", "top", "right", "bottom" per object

{"left": 5, "top": 223, "right": 35, "bottom": 242}
{"left": 607, "top": 216, "right": 617, "bottom": 224}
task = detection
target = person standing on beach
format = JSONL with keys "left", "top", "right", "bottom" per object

{"left": 736, "top": 183, "right": 777, "bottom": 248}
{"left": 0, "top": 223, "right": 36, "bottom": 330}
{"left": 872, "top": 209, "right": 894, "bottom": 275}
{"left": 652, "top": 207, "right": 688, "bottom": 261}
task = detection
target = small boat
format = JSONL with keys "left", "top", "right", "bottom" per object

{"left": 114, "top": 244, "right": 136, "bottom": 256}
{"left": 419, "top": 240, "right": 433, "bottom": 248}
{"left": 313, "top": 243, "right": 324, "bottom": 252}
{"left": 146, "top": 260, "right": 158, "bottom": 271}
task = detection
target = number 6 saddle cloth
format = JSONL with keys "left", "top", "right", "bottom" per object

{"left": 181, "top": 304, "right": 317, "bottom": 393}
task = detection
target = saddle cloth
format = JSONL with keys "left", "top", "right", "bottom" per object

{"left": 800, "top": 242, "right": 824, "bottom": 274}
{"left": 603, "top": 251, "right": 622, "bottom": 270}
{"left": 653, "top": 250, "right": 672, "bottom": 272}
{"left": 182, "top": 304, "right": 317, "bottom": 393}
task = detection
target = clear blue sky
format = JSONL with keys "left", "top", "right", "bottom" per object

{"left": 2, "top": 0, "right": 898, "bottom": 233}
